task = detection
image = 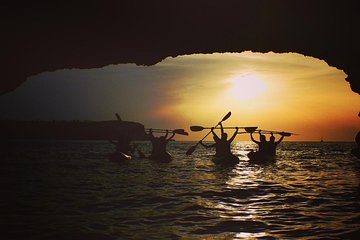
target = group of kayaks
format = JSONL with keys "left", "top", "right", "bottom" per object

{"left": 109, "top": 111, "right": 360, "bottom": 164}
{"left": 109, "top": 111, "right": 287, "bottom": 165}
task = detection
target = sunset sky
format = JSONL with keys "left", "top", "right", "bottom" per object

{"left": 0, "top": 51, "right": 358, "bottom": 141}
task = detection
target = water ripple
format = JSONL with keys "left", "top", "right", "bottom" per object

{"left": 1, "top": 141, "right": 359, "bottom": 239}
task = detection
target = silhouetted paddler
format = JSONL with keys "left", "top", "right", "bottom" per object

{"left": 250, "top": 130, "right": 268, "bottom": 155}
{"left": 148, "top": 129, "right": 175, "bottom": 161}
{"left": 267, "top": 132, "right": 285, "bottom": 156}
{"left": 200, "top": 122, "right": 238, "bottom": 157}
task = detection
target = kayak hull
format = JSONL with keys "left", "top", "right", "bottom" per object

{"left": 247, "top": 151, "right": 275, "bottom": 164}
{"left": 212, "top": 154, "right": 239, "bottom": 165}
{"left": 108, "top": 152, "right": 132, "bottom": 162}
{"left": 149, "top": 152, "right": 172, "bottom": 162}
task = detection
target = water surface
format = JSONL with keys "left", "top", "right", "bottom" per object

{"left": 1, "top": 141, "right": 359, "bottom": 239}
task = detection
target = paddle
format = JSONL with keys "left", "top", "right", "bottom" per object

{"left": 186, "top": 111, "right": 231, "bottom": 155}
{"left": 237, "top": 131, "right": 248, "bottom": 134}
{"left": 115, "top": 113, "right": 122, "bottom": 121}
{"left": 173, "top": 129, "right": 189, "bottom": 136}
{"left": 145, "top": 128, "right": 171, "bottom": 131}
{"left": 252, "top": 130, "right": 297, "bottom": 136}
{"left": 279, "top": 132, "right": 293, "bottom": 137}
{"left": 244, "top": 127, "right": 258, "bottom": 133}
{"left": 145, "top": 128, "right": 189, "bottom": 135}
{"left": 190, "top": 125, "right": 258, "bottom": 132}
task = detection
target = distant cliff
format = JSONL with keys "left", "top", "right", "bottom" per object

{"left": 0, "top": 120, "right": 147, "bottom": 140}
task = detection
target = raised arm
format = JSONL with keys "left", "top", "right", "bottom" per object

{"left": 259, "top": 131, "right": 264, "bottom": 139}
{"left": 211, "top": 127, "right": 220, "bottom": 141}
{"left": 148, "top": 129, "right": 155, "bottom": 140}
{"left": 219, "top": 122, "right": 225, "bottom": 136}
{"left": 166, "top": 132, "right": 176, "bottom": 143}
{"left": 250, "top": 132, "right": 260, "bottom": 144}
{"left": 275, "top": 134, "right": 285, "bottom": 145}
{"left": 164, "top": 129, "right": 169, "bottom": 139}
{"left": 228, "top": 127, "right": 239, "bottom": 142}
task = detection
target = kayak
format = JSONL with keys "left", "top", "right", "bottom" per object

{"left": 149, "top": 152, "right": 172, "bottom": 163}
{"left": 212, "top": 154, "right": 239, "bottom": 165}
{"left": 108, "top": 151, "right": 132, "bottom": 162}
{"left": 247, "top": 151, "right": 275, "bottom": 164}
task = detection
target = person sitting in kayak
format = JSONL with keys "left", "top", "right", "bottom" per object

{"left": 250, "top": 130, "right": 268, "bottom": 155}
{"left": 267, "top": 132, "right": 285, "bottom": 156}
{"left": 200, "top": 122, "right": 238, "bottom": 157}
{"left": 148, "top": 129, "right": 175, "bottom": 157}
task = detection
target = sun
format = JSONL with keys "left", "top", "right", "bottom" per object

{"left": 230, "top": 74, "right": 267, "bottom": 100}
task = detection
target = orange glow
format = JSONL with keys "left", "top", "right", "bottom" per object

{"left": 164, "top": 52, "right": 359, "bottom": 141}
{"left": 229, "top": 74, "right": 267, "bottom": 100}
{"left": 8, "top": 51, "right": 357, "bottom": 142}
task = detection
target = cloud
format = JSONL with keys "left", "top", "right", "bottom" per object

{"left": 0, "top": 52, "right": 357, "bottom": 141}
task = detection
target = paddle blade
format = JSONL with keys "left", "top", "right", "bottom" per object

{"left": 190, "top": 126, "right": 205, "bottom": 132}
{"left": 186, "top": 145, "right": 197, "bottom": 155}
{"left": 173, "top": 129, "right": 189, "bottom": 135}
{"left": 173, "top": 129, "right": 183, "bottom": 134}
{"left": 281, "top": 132, "right": 292, "bottom": 137}
{"left": 244, "top": 127, "right": 257, "bottom": 133}
{"left": 115, "top": 113, "right": 122, "bottom": 121}
{"left": 221, "top": 112, "right": 232, "bottom": 122}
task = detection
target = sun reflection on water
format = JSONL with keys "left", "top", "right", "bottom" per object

{"left": 234, "top": 232, "right": 267, "bottom": 239}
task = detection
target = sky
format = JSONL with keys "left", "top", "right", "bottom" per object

{"left": 0, "top": 51, "right": 358, "bottom": 141}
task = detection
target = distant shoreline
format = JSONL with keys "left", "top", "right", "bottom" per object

{"left": 0, "top": 120, "right": 147, "bottom": 140}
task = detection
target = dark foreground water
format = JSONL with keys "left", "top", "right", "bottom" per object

{"left": 1, "top": 141, "right": 359, "bottom": 239}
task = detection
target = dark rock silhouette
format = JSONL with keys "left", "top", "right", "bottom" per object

{"left": 0, "top": 1, "right": 359, "bottom": 95}
{"left": 0, "top": 120, "right": 147, "bottom": 140}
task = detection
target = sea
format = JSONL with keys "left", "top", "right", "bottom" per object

{"left": 1, "top": 140, "right": 359, "bottom": 239}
